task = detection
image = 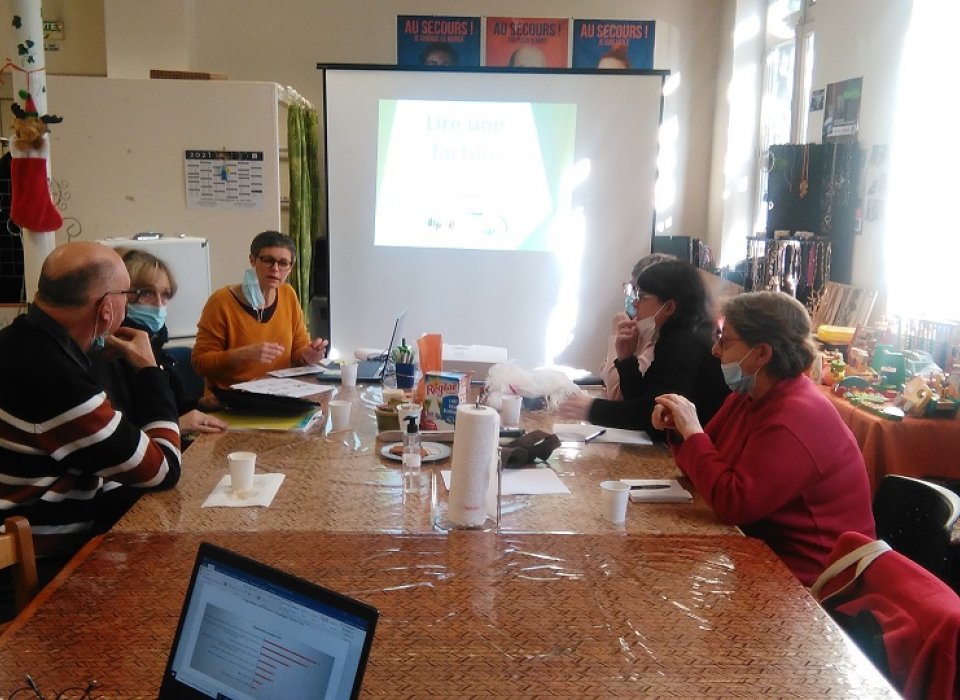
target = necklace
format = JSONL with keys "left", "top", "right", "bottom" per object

{"left": 799, "top": 144, "right": 810, "bottom": 199}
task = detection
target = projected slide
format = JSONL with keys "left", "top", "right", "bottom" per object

{"left": 375, "top": 99, "right": 576, "bottom": 251}
{"left": 189, "top": 603, "right": 339, "bottom": 699}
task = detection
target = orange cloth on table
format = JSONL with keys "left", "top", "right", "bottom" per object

{"left": 415, "top": 334, "right": 442, "bottom": 404}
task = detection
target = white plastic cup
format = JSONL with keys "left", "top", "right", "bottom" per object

{"left": 227, "top": 451, "right": 256, "bottom": 496}
{"left": 340, "top": 361, "right": 358, "bottom": 387}
{"left": 499, "top": 395, "right": 523, "bottom": 429}
{"left": 600, "top": 480, "right": 630, "bottom": 524}
{"left": 329, "top": 400, "right": 352, "bottom": 432}
{"left": 396, "top": 402, "right": 421, "bottom": 430}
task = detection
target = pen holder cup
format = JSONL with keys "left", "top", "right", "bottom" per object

{"left": 395, "top": 362, "right": 416, "bottom": 390}
{"left": 375, "top": 405, "right": 400, "bottom": 432}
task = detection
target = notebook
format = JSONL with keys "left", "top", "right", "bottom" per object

{"left": 212, "top": 386, "right": 322, "bottom": 416}
{"left": 316, "top": 310, "right": 406, "bottom": 384}
{"left": 159, "top": 543, "right": 378, "bottom": 700}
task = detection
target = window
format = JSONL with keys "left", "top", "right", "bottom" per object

{"left": 885, "top": 1, "right": 960, "bottom": 323}
{"left": 753, "top": 0, "right": 815, "bottom": 234}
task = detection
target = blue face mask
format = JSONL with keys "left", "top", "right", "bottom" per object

{"left": 125, "top": 302, "right": 167, "bottom": 333}
{"left": 90, "top": 334, "right": 106, "bottom": 353}
{"left": 242, "top": 268, "right": 265, "bottom": 309}
{"left": 721, "top": 348, "right": 756, "bottom": 393}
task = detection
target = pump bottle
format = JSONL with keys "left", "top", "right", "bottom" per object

{"left": 402, "top": 414, "right": 421, "bottom": 493}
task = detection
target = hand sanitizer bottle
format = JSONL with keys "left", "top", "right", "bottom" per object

{"left": 402, "top": 414, "right": 421, "bottom": 494}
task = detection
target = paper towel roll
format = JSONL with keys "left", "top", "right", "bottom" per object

{"left": 447, "top": 403, "right": 500, "bottom": 527}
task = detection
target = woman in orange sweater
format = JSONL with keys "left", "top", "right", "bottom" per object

{"left": 192, "top": 231, "right": 327, "bottom": 404}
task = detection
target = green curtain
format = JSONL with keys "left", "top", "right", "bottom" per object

{"left": 287, "top": 102, "right": 321, "bottom": 322}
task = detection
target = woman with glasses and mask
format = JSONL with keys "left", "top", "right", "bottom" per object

{"left": 91, "top": 249, "right": 227, "bottom": 437}
{"left": 599, "top": 253, "right": 674, "bottom": 399}
{"left": 560, "top": 260, "right": 729, "bottom": 441}
{"left": 651, "top": 291, "right": 875, "bottom": 585}
{"left": 192, "top": 231, "right": 328, "bottom": 405}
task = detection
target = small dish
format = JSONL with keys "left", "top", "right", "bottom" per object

{"left": 380, "top": 442, "right": 451, "bottom": 462}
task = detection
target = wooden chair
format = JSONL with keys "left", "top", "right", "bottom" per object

{"left": 0, "top": 516, "right": 39, "bottom": 621}
{"left": 872, "top": 474, "right": 960, "bottom": 587}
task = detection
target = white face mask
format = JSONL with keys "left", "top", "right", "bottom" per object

{"left": 635, "top": 303, "right": 666, "bottom": 339}
{"left": 241, "top": 268, "right": 265, "bottom": 309}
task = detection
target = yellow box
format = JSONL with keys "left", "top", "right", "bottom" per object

{"left": 816, "top": 324, "right": 856, "bottom": 345}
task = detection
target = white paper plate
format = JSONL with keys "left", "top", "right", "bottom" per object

{"left": 380, "top": 442, "right": 451, "bottom": 463}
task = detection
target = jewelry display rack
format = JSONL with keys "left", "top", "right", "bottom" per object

{"left": 745, "top": 235, "right": 832, "bottom": 305}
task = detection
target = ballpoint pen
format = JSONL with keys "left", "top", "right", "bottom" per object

{"left": 584, "top": 428, "right": 606, "bottom": 443}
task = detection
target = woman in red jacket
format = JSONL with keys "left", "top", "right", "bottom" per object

{"left": 653, "top": 291, "right": 875, "bottom": 585}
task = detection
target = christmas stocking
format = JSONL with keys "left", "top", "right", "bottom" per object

{"left": 10, "top": 135, "right": 63, "bottom": 232}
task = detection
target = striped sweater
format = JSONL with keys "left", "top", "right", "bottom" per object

{"left": 0, "top": 305, "right": 181, "bottom": 556}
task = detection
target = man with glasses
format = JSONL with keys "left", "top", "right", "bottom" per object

{"left": 192, "top": 231, "right": 328, "bottom": 406}
{"left": 0, "top": 242, "right": 181, "bottom": 616}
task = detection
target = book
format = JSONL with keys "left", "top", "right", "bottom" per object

{"left": 621, "top": 479, "right": 693, "bottom": 503}
{"left": 210, "top": 408, "right": 324, "bottom": 432}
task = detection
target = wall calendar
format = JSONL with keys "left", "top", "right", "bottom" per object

{"left": 184, "top": 150, "right": 264, "bottom": 210}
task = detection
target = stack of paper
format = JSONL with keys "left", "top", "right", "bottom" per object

{"left": 231, "top": 377, "right": 333, "bottom": 398}
{"left": 621, "top": 479, "right": 693, "bottom": 503}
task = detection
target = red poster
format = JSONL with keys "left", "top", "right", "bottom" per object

{"left": 484, "top": 17, "right": 570, "bottom": 68}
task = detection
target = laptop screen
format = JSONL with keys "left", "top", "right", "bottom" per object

{"left": 160, "top": 543, "right": 378, "bottom": 700}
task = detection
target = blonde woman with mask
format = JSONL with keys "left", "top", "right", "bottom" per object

{"left": 91, "top": 249, "right": 227, "bottom": 437}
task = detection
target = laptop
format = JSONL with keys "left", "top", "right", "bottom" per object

{"left": 316, "top": 310, "right": 406, "bottom": 384}
{"left": 159, "top": 543, "right": 378, "bottom": 700}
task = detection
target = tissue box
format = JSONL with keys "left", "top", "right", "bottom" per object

{"left": 442, "top": 344, "right": 508, "bottom": 380}
{"left": 422, "top": 371, "right": 469, "bottom": 430}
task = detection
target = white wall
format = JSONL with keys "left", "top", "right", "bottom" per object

{"left": 100, "top": 0, "right": 723, "bottom": 256}
{"left": 46, "top": 76, "right": 282, "bottom": 294}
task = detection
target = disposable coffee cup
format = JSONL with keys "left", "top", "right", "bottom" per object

{"left": 499, "top": 395, "right": 522, "bottom": 429}
{"left": 340, "top": 361, "right": 358, "bottom": 387}
{"left": 227, "top": 451, "right": 256, "bottom": 496}
{"left": 329, "top": 399, "right": 351, "bottom": 432}
{"left": 600, "top": 480, "right": 630, "bottom": 524}
{"left": 397, "top": 402, "right": 421, "bottom": 429}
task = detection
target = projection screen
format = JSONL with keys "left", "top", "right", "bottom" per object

{"left": 319, "top": 65, "right": 665, "bottom": 370}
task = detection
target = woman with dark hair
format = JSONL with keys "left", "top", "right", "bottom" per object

{"left": 559, "top": 260, "right": 729, "bottom": 440}
{"left": 192, "top": 231, "right": 328, "bottom": 404}
{"left": 598, "top": 252, "right": 674, "bottom": 399}
{"left": 652, "top": 291, "right": 875, "bottom": 585}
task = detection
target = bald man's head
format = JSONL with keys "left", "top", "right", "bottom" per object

{"left": 508, "top": 46, "right": 547, "bottom": 68}
{"left": 37, "top": 242, "right": 126, "bottom": 307}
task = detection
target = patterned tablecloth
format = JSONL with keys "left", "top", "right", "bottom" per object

{"left": 115, "top": 384, "right": 738, "bottom": 536}
{"left": 0, "top": 531, "right": 896, "bottom": 698}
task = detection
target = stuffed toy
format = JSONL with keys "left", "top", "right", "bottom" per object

{"left": 9, "top": 90, "right": 63, "bottom": 232}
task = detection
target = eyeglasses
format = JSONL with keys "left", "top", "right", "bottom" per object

{"left": 714, "top": 333, "right": 745, "bottom": 352}
{"left": 133, "top": 288, "right": 173, "bottom": 304}
{"left": 9, "top": 674, "right": 105, "bottom": 699}
{"left": 95, "top": 289, "right": 141, "bottom": 306}
{"left": 257, "top": 255, "right": 293, "bottom": 270}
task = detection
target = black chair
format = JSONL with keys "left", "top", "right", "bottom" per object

{"left": 165, "top": 345, "right": 205, "bottom": 406}
{"left": 872, "top": 474, "right": 960, "bottom": 587}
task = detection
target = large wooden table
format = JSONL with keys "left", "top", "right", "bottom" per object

{"left": 0, "top": 384, "right": 898, "bottom": 697}
{"left": 115, "top": 385, "right": 737, "bottom": 536}
{"left": 820, "top": 384, "right": 960, "bottom": 493}
{"left": 0, "top": 531, "right": 895, "bottom": 698}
